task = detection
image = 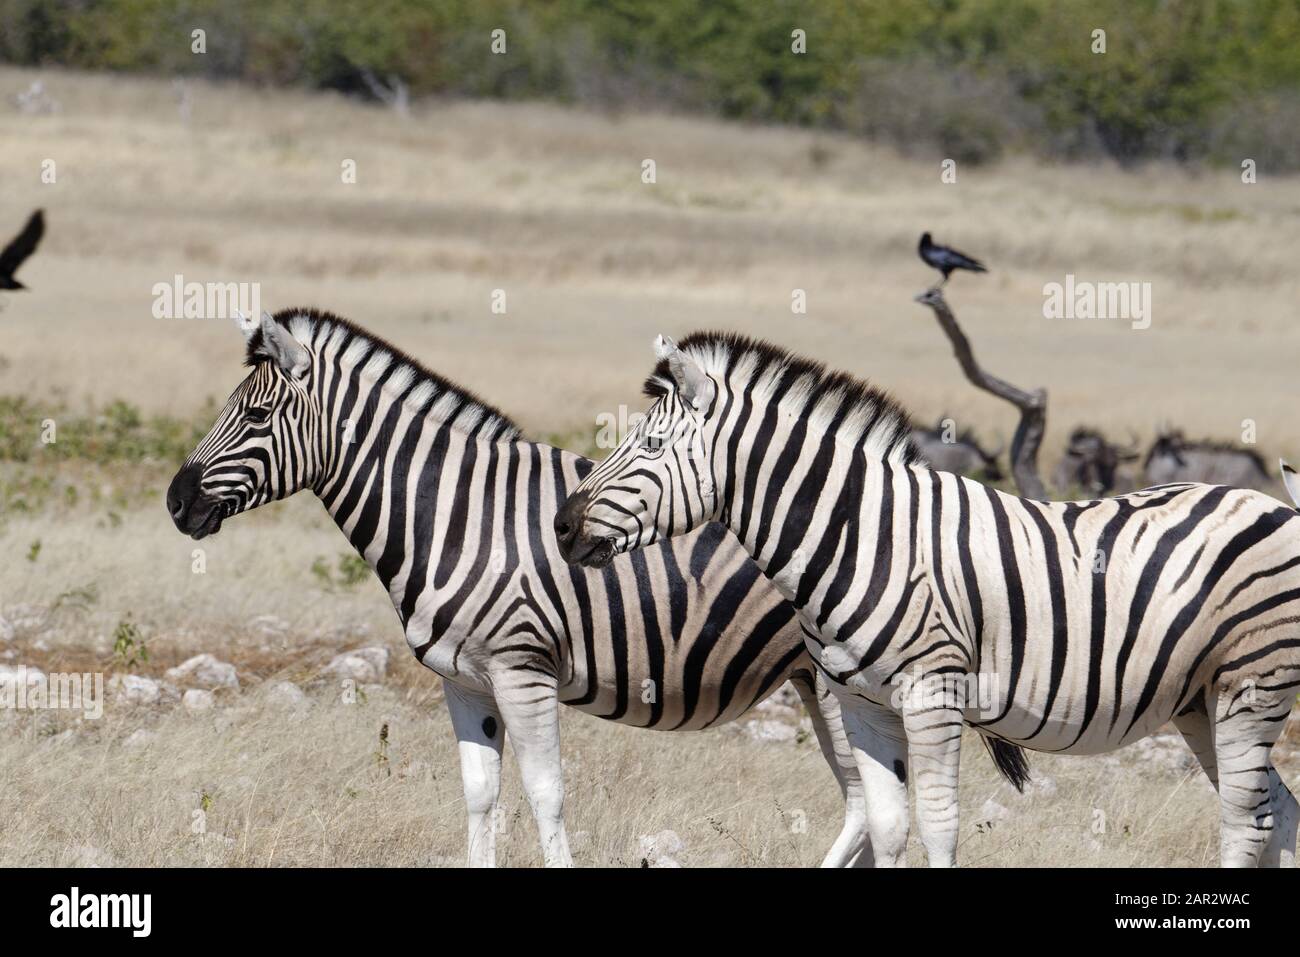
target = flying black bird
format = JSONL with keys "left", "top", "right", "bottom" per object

{"left": 0, "top": 209, "right": 45, "bottom": 290}
{"left": 918, "top": 231, "right": 986, "bottom": 286}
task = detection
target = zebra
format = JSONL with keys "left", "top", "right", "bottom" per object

{"left": 166, "top": 308, "right": 882, "bottom": 867}
{"left": 555, "top": 330, "right": 1300, "bottom": 867}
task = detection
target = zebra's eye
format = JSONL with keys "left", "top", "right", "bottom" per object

{"left": 246, "top": 406, "right": 272, "bottom": 424}
{"left": 640, "top": 432, "right": 666, "bottom": 455}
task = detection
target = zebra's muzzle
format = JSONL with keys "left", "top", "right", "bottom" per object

{"left": 166, "top": 463, "right": 225, "bottom": 539}
{"left": 568, "top": 535, "right": 616, "bottom": 569}
{"left": 553, "top": 491, "right": 618, "bottom": 567}
{"left": 185, "top": 504, "right": 224, "bottom": 540}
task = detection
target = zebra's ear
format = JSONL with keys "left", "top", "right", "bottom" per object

{"left": 233, "top": 310, "right": 259, "bottom": 343}
{"left": 257, "top": 312, "right": 310, "bottom": 379}
{"left": 655, "top": 335, "right": 714, "bottom": 411}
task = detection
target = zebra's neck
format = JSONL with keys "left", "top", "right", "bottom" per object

{"left": 714, "top": 410, "right": 904, "bottom": 616}
{"left": 305, "top": 338, "right": 529, "bottom": 612}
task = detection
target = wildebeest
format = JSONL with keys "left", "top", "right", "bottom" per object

{"left": 911, "top": 419, "right": 1003, "bottom": 481}
{"left": 1052, "top": 426, "right": 1140, "bottom": 496}
{"left": 1143, "top": 429, "right": 1273, "bottom": 490}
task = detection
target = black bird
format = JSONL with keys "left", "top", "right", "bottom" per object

{"left": 918, "top": 231, "right": 986, "bottom": 286}
{"left": 0, "top": 210, "right": 45, "bottom": 290}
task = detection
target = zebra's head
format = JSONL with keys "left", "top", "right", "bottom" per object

{"left": 166, "top": 311, "right": 319, "bottom": 539}
{"left": 556, "top": 335, "right": 719, "bottom": 567}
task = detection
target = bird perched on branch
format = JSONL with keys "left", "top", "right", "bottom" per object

{"left": 0, "top": 209, "right": 44, "bottom": 291}
{"left": 918, "top": 231, "right": 986, "bottom": 287}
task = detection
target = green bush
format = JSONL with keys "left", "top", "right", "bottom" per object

{"left": 0, "top": 396, "right": 210, "bottom": 464}
{"left": 2, "top": 0, "right": 1299, "bottom": 167}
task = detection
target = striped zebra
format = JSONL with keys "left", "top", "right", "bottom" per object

{"left": 166, "top": 309, "right": 882, "bottom": 867}
{"left": 556, "top": 330, "right": 1300, "bottom": 867}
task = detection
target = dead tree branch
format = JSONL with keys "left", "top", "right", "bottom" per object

{"left": 913, "top": 287, "right": 1048, "bottom": 500}
{"left": 360, "top": 70, "right": 410, "bottom": 117}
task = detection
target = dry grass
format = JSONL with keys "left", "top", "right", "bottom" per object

{"left": 3, "top": 465, "right": 1293, "bottom": 867}
{"left": 2, "top": 66, "right": 1300, "bottom": 866}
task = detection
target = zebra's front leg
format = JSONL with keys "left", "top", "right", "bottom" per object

{"left": 840, "top": 698, "right": 910, "bottom": 867}
{"left": 493, "top": 670, "right": 573, "bottom": 867}
{"left": 901, "top": 699, "right": 963, "bottom": 867}
{"left": 444, "top": 680, "right": 505, "bottom": 867}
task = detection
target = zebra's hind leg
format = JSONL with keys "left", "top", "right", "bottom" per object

{"left": 840, "top": 698, "right": 910, "bottom": 867}
{"left": 1212, "top": 678, "right": 1295, "bottom": 867}
{"left": 789, "top": 670, "right": 873, "bottom": 867}
{"left": 900, "top": 698, "right": 963, "bottom": 867}
{"left": 444, "top": 680, "right": 505, "bottom": 867}
{"left": 1262, "top": 766, "right": 1298, "bottom": 867}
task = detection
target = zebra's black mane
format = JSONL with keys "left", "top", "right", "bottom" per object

{"left": 645, "top": 331, "right": 920, "bottom": 465}
{"left": 247, "top": 308, "right": 522, "bottom": 442}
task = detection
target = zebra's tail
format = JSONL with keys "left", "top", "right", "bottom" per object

{"left": 981, "top": 736, "right": 1031, "bottom": 792}
{"left": 1281, "top": 460, "right": 1300, "bottom": 510}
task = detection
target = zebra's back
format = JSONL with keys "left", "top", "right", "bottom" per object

{"left": 921, "top": 473, "right": 1300, "bottom": 753}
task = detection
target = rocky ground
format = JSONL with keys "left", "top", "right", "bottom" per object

{"left": 4, "top": 585, "right": 1294, "bottom": 867}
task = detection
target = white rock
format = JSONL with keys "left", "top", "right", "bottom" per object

{"left": 123, "top": 728, "right": 156, "bottom": 749}
{"left": 743, "top": 718, "right": 797, "bottom": 743}
{"left": 266, "top": 680, "right": 307, "bottom": 709}
{"left": 5, "top": 603, "right": 48, "bottom": 634}
{"left": 766, "top": 681, "right": 803, "bottom": 710}
{"left": 183, "top": 689, "right": 215, "bottom": 712}
{"left": 979, "top": 799, "right": 1012, "bottom": 823}
{"left": 397, "top": 759, "right": 431, "bottom": 781}
{"left": 0, "top": 613, "right": 13, "bottom": 643}
{"left": 325, "top": 646, "right": 389, "bottom": 683}
{"left": 69, "top": 844, "right": 118, "bottom": 868}
{"left": 328, "top": 622, "right": 373, "bottom": 641}
{"left": 753, "top": 699, "right": 799, "bottom": 721}
{"left": 166, "top": 653, "right": 240, "bottom": 690}
{"left": 1027, "top": 775, "right": 1058, "bottom": 799}
{"left": 248, "top": 614, "right": 289, "bottom": 636}
{"left": 109, "top": 674, "right": 161, "bottom": 705}
{"left": 638, "top": 830, "right": 685, "bottom": 868}
{"left": 1130, "top": 735, "right": 1195, "bottom": 772}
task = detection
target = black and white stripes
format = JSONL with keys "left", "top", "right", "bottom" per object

{"left": 168, "top": 310, "right": 875, "bottom": 867}
{"left": 560, "top": 330, "right": 1300, "bottom": 867}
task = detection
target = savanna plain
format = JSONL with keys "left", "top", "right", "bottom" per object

{"left": 1, "top": 66, "right": 1298, "bottom": 866}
